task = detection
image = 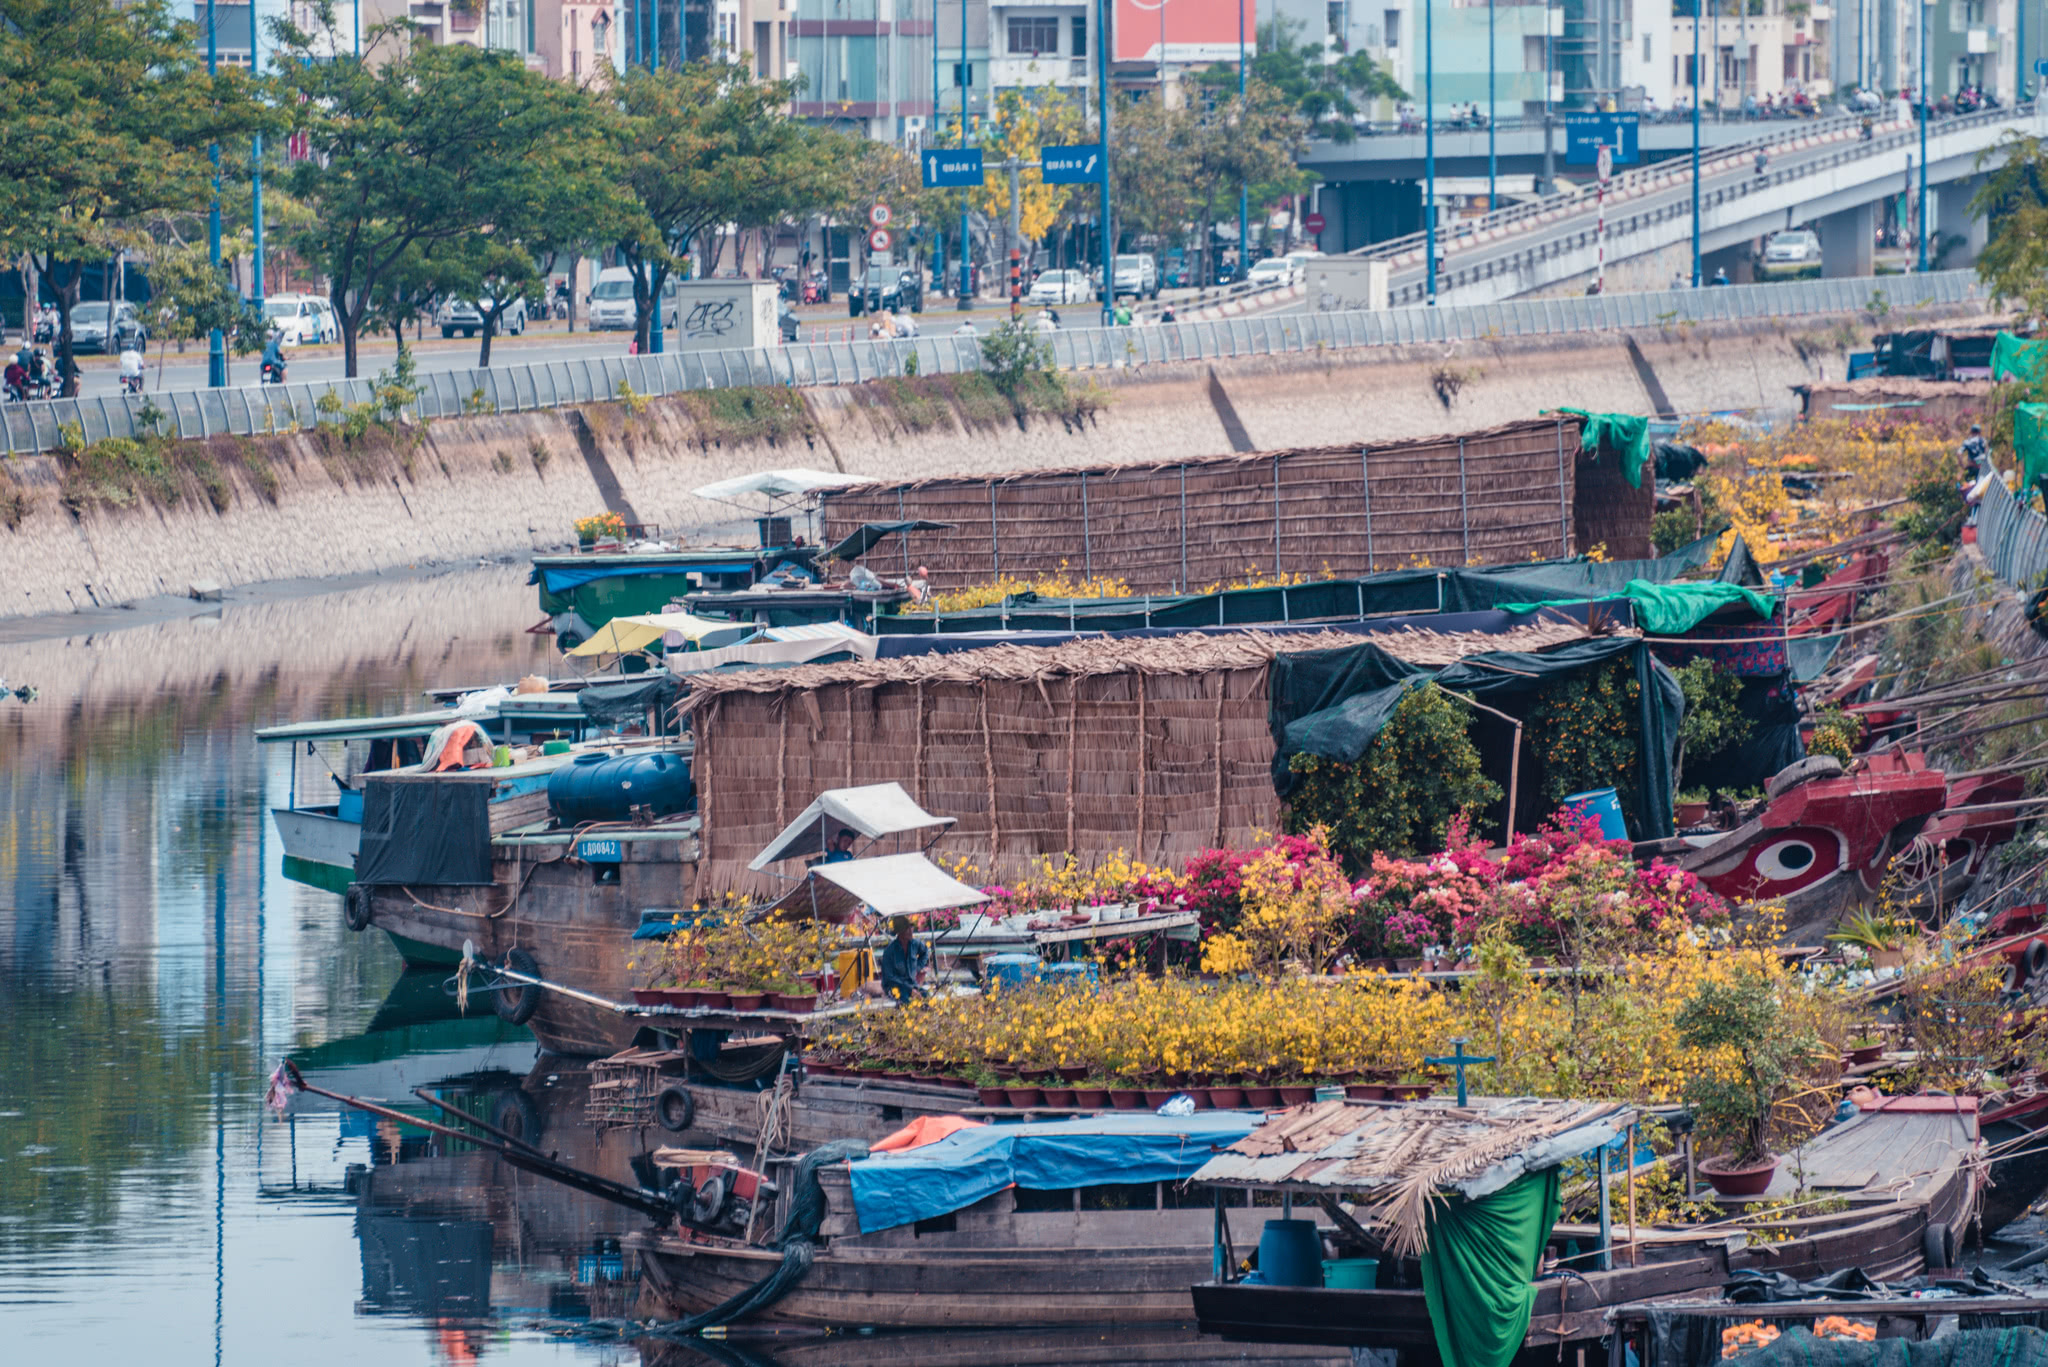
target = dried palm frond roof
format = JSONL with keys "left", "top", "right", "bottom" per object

{"left": 822, "top": 417, "right": 1582, "bottom": 494}
{"left": 1190, "top": 1097, "right": 1633, "bottom": 1255}
{"left": 675, "top": 619, "right": 1602, "bottom": 711}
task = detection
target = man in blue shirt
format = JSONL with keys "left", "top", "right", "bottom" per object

{"left": 878, "top": 916, "right": 929, "bottom": 1004}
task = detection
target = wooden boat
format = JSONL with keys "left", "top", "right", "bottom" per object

{"left": 1189, "top": 1095, "right": 1983, "bottom": 1355}
{"left": 1609, "top": 1296, "right": 2048, "bottom": 1365}
{"left": 628, "top": 1113, "right": 1272, "bottom": 1331}
{"left": 636, "top": 1325, "right": 1352, "bottom": 1367}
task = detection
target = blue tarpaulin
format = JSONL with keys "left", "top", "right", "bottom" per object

{"left": 536, "top": 563, "right": 741, "bottom": 594}
{"left": 846, "top": 1113, "right": 1261, "bottom": 1233}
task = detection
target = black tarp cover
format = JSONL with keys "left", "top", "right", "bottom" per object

{"left": 826, "top": 520, "right": 954, "bottom": 563}
{"left": 1267, "top": 635, "right": 1682, "bottom": 839}
{"left": 355, "top": 777, "right": 493, "bottom": 886}
{"left": 580, "top": 674, "right": 684, "bottom": 726}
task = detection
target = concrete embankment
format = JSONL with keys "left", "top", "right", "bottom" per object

{"left": 0, "top": 305, "right": 1960, "bottom": 621}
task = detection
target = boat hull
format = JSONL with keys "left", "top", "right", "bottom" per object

{"left": 630, "top": 1237, "right": 1220, "bottom": 1329}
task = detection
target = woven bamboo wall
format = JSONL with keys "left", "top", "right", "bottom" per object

{"left": 692, "top": 666, "right": 1281, "bottom": 893}
{"left": 822, "top": 415, "right": 1587, "bottom": 593}
{"left": 1573, "top": 438, "right": 1657, "bottom": 561}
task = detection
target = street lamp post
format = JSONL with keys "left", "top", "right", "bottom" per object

{"left": 206, "top": 0, "right": 225, "bottom": 388}
{"left": 1691, "top": 0, "right": 1701, "bottom": 285}
{"left": 1487, "top": 0, "right": 1495, "bottom": 209}
{"left": 253, "top": 0, "right": 265, "bottom": 316}
{"left": 959, "top": 0, "right": 972, "bottom": 309}
{"left": 1098, "top": 0, "right": 1112, "bottom": 326}
{"left": 1425, "top": 0, "right": 1436, "bottom": 304}
{"left": 1918, "top": 0, "right": 1929, "bottom": 272}
{"left": 1238, "top": 0, "right": 1249, "bottom": 281}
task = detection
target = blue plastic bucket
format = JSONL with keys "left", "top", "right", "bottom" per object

{"left": 1040, "top": 961, "right": 1100, "bottom": 989}
{"left": 1322, "top": 1257, "right": 1379, "bottom": 1289}
{"left": 1563, "top": 787, "right": 1629, "bottom": 842}
{"left": 1257, "top": 1219, "right": 1326, "bottom": 1287}
{"left": 985, "top": 954, "right": 1042, "bottom": 992}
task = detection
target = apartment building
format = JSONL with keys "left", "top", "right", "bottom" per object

{"left": 1671, "top": 0, "right": 1834, "bottom": 108}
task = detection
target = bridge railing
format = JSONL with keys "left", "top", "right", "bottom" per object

{"left": 0, "top": 270, "right": 1987, "bottom": 457}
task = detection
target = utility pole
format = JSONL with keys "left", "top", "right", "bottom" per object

{"left": 958, "top": 0, "right": 973, "bottom": 310}
{"left": 931, "top": 0, "right": 941, "bottom": 290}
{"left": 1098, "top": 0, "right": 1112, "bottom": 325}
{"left": 1425, "top": 0, "right": 1436, "bottom": 304}
{"left": 253, "top": 0, "right": 266, "bottom": 316}
{"left": 1541, "top": 0, "right": 1555, "bottom": 192}
{"left": 1917, "top": 0, "right": 1929, "bottom": 272}
{"left": 1238, "top": 0, "right": 1249, "bottom": 279}
{"left": 1691, "top": 0, "right": 1701, "bottom": 286}
{"left": 1487, "top": 0, "right": 1496, "bottom": 209}
{"left": 206, "top": 0, "right": 225, "bottom": 388}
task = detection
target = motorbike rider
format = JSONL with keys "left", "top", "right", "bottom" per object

{"left": 2, "top": 358, "right": 26, "bottom": 402}
{"left": 117, "top": 344, "right": 145, "bottom": 394}
{"left": 54, "top": 345, "right": 80, "bottom": 399}
{"left": 1755, "top": 148, "right": 1770, "bottom": 178}
{"left": 261, "top": 331, "right": 287, "bottom": 383}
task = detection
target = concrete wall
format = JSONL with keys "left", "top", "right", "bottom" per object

{"left": 0, "top": 303, "right": 1970, "bottom": 621}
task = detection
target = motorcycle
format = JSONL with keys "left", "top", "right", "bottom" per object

{"left": 261, "top": 359, "right": 287, "bottom": 385}
{"left": 120, "top": 371, "right": 144, "bottom": 395}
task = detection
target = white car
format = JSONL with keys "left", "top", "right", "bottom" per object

{"left": 1109, "top": 253, "right": 1160, "bottom": 299}
{"left": 263, "top": 293, "right": 338, "bottom": 345}
{"left": 436, "top": 295, "right": 528, "bottom": 338}
{"left": 1764, "top": 229, "right": 1821, "bottom": 265}
{"left": 588, "top": 266, "right": 680, "bottom": 331}
{"left": 1246, "top": 258, "right": 1297, "bottom": 289}
{"left": 1026, "top": 269, "right": 1091, "bottom": 305}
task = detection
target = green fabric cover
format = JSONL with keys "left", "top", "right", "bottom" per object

{"left": 1992, "top": 330, "right": 2048, "bottom": 385}
{"left": 1556, "top": 407, "right": 1652, "bottom": 489}
{"left": 1417, "top": 1169, "right": 1563, "bottom": 1367}
{"left": 1499, "top": 579, "right": 1777, "bottom": 635}
{"left": 2016, "top": 403, "right": 2048, "bottom": 489}
{"left": 1268, "top": 635, "right": 1683, "bottom": 838}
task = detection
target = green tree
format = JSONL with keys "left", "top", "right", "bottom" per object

{"left": 1183, "top": 79, "right": 1312, "bottom": 283}
{"left": 142, "top": 240, "right": 267, "bottom": 389}
{"left": 1230, "top": 18, "right": 1404, "bottom": 144}
{"left": 1973, "top": 132, "right": 2048, "bottom": 319}
{"left": 1109, "top": 95, "right": 1198, "bottom": 246}
{"left": 0, "top": 0, "right": 266, "bottom": 381}
{"left": 270, "top": 12, "right": 614, "bottom": 376}
{"left": 612, "top": 60, "right": 849, "bottom": 353}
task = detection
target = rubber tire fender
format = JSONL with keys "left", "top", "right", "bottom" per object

{"left": 342, "top": 883, "right": 373, "bottom": 933}
{"left": 1923, "top": 1219, "right": 1956, "bottom": 1271}
{"left": 655, "top": 1084, "right": 695, "bottom": 1134}
{"left": 494, "top": 946, "right": 542, "bottom": 1026}
{"left": 492, "top": 1089, "right": 543, "bottom": 1145}
{"left": 2026, "top": 938, "right": 2048, "bottom": 981}
{"left": 1766, "top": 754, "right": 1846, "bottom": 799}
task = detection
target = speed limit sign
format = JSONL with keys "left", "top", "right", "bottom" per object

{"left": 869, "top": 202, "right": 892, "bottom": 228}
{"left": 1596, "top": 143, "right": 1613, "bottom": 183}
{"left": 869, "top": 227, "right": 893, "bottom": 251}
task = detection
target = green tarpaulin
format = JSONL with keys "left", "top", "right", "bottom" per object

{"left": 1500, "top": 579, "right": 1777, "bottom": 636}
{"left": 1418, "top": 1169, "right": 1563, "bottom": 1367}
{"left": 1268, "top": 635, "right": 1682, "bottom": 838}
{"left": 1992, "top": 330, "right": 2048, "bottom": 386}
{"left": 1555, "top": 407, "right": 1651, "bottom": 489}
{"left": 2016, "top": 404, "right": 2048, "bottom": 489}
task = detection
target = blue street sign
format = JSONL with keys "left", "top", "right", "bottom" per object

{"left": 2036, "top": 58, "right": 2048, "bottom": 78}
{"left": 922, "top": 147, "right": 985, "bottom": 188}
{"left": 1040, "top": 143, "right": 1105, "bottom": 184}
{"left": 1564, "top": 113, "right": 1641, "bottom": 166}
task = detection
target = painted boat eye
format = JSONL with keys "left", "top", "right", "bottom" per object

{"left": 1755, "top": 840, "right": 1817, "bottom": 881}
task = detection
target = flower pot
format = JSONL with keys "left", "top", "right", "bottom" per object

{"left": 773, "top": 992, "right": 819, "bottom": 1013}
{"left": 1869, "top": 948, "right": 1906, "bottom": 970}
{"left": 1181, "top": 1088, "right": 1212, "bottom": 1109}
{"left": 1846, "top": 1043, "right": 1884, "bottom": 1066}
{"left": 1041, "top": 1087, "right": 1077, "bottom": 1107}
{"left": 1278, "top": 1085, "right": 1317, "bottom": 1105}
{"left": 1057, "top": 1065, "right": 1089, "bottom": 1084}
{"left": 978, "top": 1086, "right": 1009, "bottom": 1106}
{"left": 991, "top": 1063, "right": 1020, "bottom": 1079}
{"left": 631, "top": 988, "right": 673, "bottom": 1006}
{"left": 1021, "top": 1066, "right": 1055, "bottom": 1082}
{"left": 1142, "top": 1088, "right": 1176, "bottom": 1108}
{"left": 1208, "top": 1086, "right": 1247, "bottom": 1108}
{"left": 1676, "top": 801, "right": 1710, "bottom": 827}
{"left": 1700, "top": 1154, "right": 1780, "bottom": 1198}
{"left": 1004, "top": 1086, "right": 1043, "bottom": 1107}
{"left": 1108, "top": 1089, "right": 1146, "bottom": 1109}
{"left": 725, "top": 992, "right": 767, "bottom": 1011}
{"left": 1244, "top": 1086, "right": 1281, "bottom": 1107}
{"left": 694, "top": 989, "right": 731, "bottom": 1009}
{"left": 1345, "top": 1083, "right": 1387, "bottom": 1101}
{"left": 1073, "top": 1087, "right": 1112, "bottom": 1108}
{"left": 1384, "top": 1084, "right": 1432, "bottom": 1101}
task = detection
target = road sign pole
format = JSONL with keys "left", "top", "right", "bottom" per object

{"left": 959, "top": 0, "right": 972, "bottom": 309}
{"left": 1099, "top": 0, "right": 1113, "bottom": 327}
{"left": 1425, "top": 0, "right": 1436, "bottom": 305}
{"left": 1595, "top": 142, "right": 1609, "bottom": 295}
{"left": 1918, "top": 0, "right": 1929, "bottom": 273}
{"left": 1487, "top": 0, "right": 1496, "bottom": 210}
{"left": 1691, "top": 3, "right": 1701, "bottom": 287}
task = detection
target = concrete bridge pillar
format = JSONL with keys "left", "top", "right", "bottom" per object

{"left": 1935, "top": 176, "right": 1989, "bottom": 267}
{"left": 1701, "top": 244, "right": 1754, "bottom": 284}
{"left": 1817, "top": 202, "right": 1876, "bottom": 278}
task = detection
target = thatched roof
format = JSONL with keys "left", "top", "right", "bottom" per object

{"left": 1192, "top": 1097, "right": 1633, "bottom": 1255}
{"left": 676, "top": 620, "right": 1600, "bottom": 711}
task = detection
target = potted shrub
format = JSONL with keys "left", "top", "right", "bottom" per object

{"left": 1678, "top": 969, "right": 1820, "bottom": 1198}
{"left": 1675, "top": 788, "right": 1711, "bottom": 828}
{"left": 1826, "top": 911, "right": 1915, "bottom": 971}
{"left": 1844, "top": 1033, "right": 1885, "bottom": 1067}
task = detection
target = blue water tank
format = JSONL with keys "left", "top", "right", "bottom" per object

{"left": 985, "top": 954, "right": 1042, "bottom": 992}
{"left": 1257, "top": 1219, "right": 1326, "bottom": 1287}
{"left": 1040, "top": 961, "right": 1100, "bottom": 989}
{"left": 547, "top": 751, "right": 695, "bottom": 825}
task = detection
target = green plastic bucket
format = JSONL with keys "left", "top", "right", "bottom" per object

{"left": 1322, "top": 1257, "right": 1379, "bottom": 1289}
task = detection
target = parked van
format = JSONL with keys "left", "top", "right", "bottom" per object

{"left": 264, "top": 293, "right": 339, "bottom": 345}
{"left": 588, "top": 267, "right": 680, "bottom": 331}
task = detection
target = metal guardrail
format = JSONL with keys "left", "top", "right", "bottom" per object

{"left": 0, "top": 270, "right": 1986, "bottom": 457}
{"left": 1378, "top": 106, "right": 2033, "bottom": 305}
{"left": 1977, "top": 473, "right": 2048, "bottom": 592}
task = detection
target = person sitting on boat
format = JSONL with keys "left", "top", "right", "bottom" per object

{"left": 875, "top": 916, "right": 929, "bottom": 1005}
{"left": 823, "top": 829, "right": 857, "bottom": 863}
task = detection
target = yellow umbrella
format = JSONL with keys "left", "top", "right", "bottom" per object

{"left": 567, "top": 612, "right": 730, "bottom": 658}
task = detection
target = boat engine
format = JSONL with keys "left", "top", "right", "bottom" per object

{"left": 647, "top": 1152, "right": 773, "bottom": 1237}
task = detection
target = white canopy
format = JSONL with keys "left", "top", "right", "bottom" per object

{"left": 767, "top": 852, "right": 989, "bottom": 922}
{"left": 749, "top": 782, "right": 954, "bottom": 871}
{"left": 691, "top": 468, "right": 870, "bottom": 507}
{"left": 667, "top": 625, "right": 879, "bottom": 677}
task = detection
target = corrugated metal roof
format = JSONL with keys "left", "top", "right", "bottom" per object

{"left": 1191, "top": 1097, "right": 1634, "bottom": 1201}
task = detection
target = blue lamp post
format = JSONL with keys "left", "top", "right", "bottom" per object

{"left": 1691, "top": 0, "right": 1701, "bottom": 286}
{"left": 1424, "top": 0, "right": 1436, "bottom": 304}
